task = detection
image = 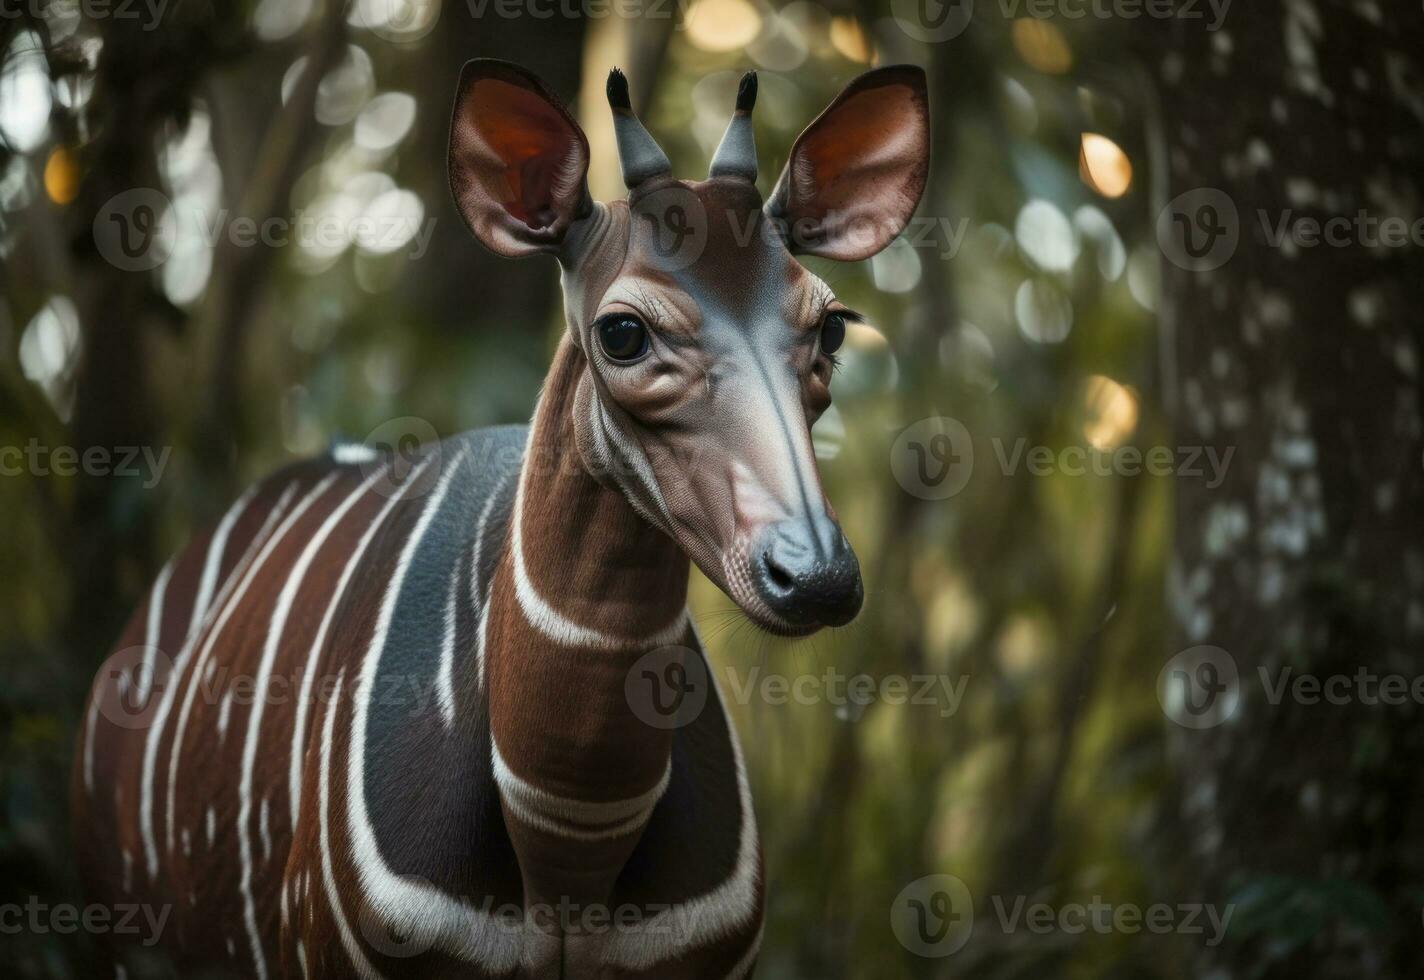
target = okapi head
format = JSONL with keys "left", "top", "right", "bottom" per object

{"left": 449, "top": 59, "right": 929, "bottom": 636}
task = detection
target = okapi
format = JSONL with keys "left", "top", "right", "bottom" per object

{"left": 73, "top": 60, "right": 929, "bottom": 978}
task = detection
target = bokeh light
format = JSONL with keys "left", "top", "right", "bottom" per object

{"left": 685, "top": 0, "right": 763, "bottom": 53}
{"left": 43, "top": 147, "right": 79, "bottom": 205}
{"left": 1079, "top": 132, "right": 1133, "bottom": 198}
{"left": 1011, "top": 18, "right": 1073, "bottom": 74}
{"left": 1081, "top": 375, "right": 1139, "bottom": 450}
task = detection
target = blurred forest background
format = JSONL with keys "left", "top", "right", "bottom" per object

{"left": 2, "top": 0, "right": 1422, "bottom": 977}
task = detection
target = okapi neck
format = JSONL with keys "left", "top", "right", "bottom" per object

{"left": 514, "top": 338, "right": 690, "bottom": 638}
{"left": 483, "top": 338, "right": 689, "bottom": 907}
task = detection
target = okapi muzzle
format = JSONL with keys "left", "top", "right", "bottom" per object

{"left": 450, "top": 60, "right": 931, "bottom": 636}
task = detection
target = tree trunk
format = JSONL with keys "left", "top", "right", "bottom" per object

{"left": 1143, "top": 3, "right": 1424, "bottom": 976}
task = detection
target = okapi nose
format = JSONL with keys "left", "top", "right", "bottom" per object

{"left": 752, "top": 519, "right": 863, "bottom": 628}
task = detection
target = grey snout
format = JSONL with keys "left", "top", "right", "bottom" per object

{"left": 751, "top": 517, "right": 863, "bottom": 629}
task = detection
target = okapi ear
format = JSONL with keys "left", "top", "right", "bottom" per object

{"left": 448, "top": 59, "right": 592, "bottom": 257}
{"left": 766, "top": 65, "right": 930, "bottom": 262}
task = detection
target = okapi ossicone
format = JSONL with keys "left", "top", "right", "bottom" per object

{"left": 73, "top": 60, "right": 929, "bottom": 978}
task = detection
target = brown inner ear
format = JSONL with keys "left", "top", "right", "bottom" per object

{"left": 792, "top": 83, "right": 925, "bottom": 219}
{"left": 467, "top": 77, "right": 581, "bottom": 229}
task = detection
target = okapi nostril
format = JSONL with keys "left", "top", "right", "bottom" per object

{"left": 764, "top": 551, "right": 795, "bottom": 592}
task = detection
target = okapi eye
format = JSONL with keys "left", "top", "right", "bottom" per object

{"left": 597, "top": 315, "right": 650, "bottom": 362}
{"left": 820, "top": 313, "right": 847, "bottom": 356}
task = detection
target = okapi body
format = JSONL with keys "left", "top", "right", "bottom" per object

{"left": 73, "top": 60, "right": 929, "bottom": 978}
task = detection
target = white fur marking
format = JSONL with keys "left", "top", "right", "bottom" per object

{"left": 470, "top": 471, "right": 512, "bottom": 691}
{"left": 511, "top": 462, "right": 688, "bottom": 649}
{"left": 166, "top": 479, "right": 331, "bottom": 858}
{"left": 286, "top": 462, "right": 411, "bottom": 831}
{"left": 217, "top": 686, "right": 236, "bottom": 741}
{"left": 331, "top": 443, "right": 379, "bottom": 464}
{"left": 345, "top": 451, "right": 523, "bottom": 971}
{"left": 237, "top": 470, "right": 380, "bottom": 980}
{"left": 318, "top": 669, "right": 384, "bottom": 979}
{"left": 435, "top": 568, "right": 460, "bottom": 729}
{"left": 189, "top": 486, "right": 260, "bottom": 640}
{"left": 259, "top": 797, "right": 272, "bottom": 863}
{"left": 602, "top": 652, "right": 762, "bottom": 969}
{"left": 139, "top": 488, "right": 257, "bottom": 880}
{"left": 137, "top": 559, "right": 175, "bottom": 706}
{"left": 492, "top": 741, "right": 671, "bottom": 840}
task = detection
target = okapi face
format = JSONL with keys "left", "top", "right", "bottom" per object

{"left": 449, "top": 60, "right": 930, "bottom": 635}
